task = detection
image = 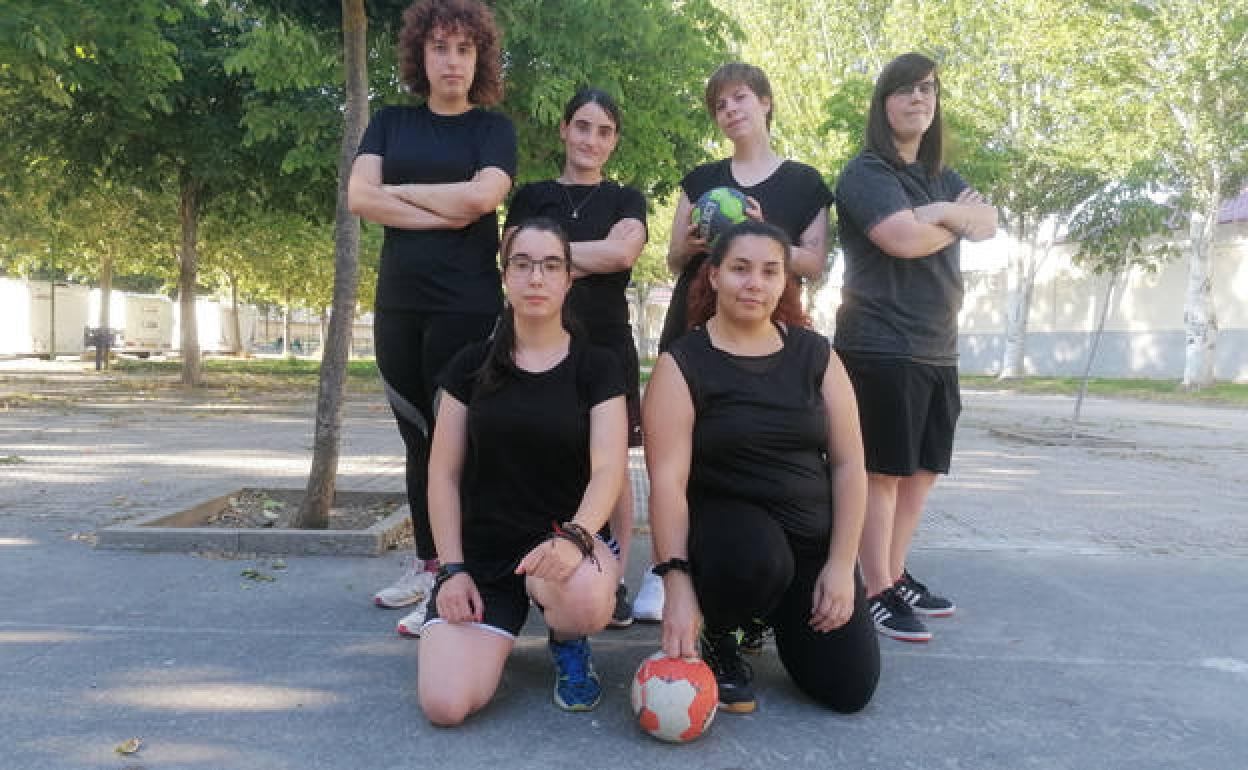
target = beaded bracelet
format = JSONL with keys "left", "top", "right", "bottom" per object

{"left": 550, "top": 521, "right": 600, "bottom": 571}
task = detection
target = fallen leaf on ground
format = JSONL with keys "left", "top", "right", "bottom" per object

{"left": 115, "top": 737, "right": 143, "bottom": 755}
{"left": 240, "top": 568, "right": 276, "bottom": 582}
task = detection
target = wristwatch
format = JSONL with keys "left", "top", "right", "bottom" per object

{"left": 651, "top": 557, "right": 691, "bottom": 577}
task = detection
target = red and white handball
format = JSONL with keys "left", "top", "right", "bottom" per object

{"left": 630, "top": 652, "right": 718, "bottom": 743}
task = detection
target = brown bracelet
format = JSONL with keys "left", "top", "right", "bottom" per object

{"left": 550, "top": 521, "right": 600, "bottom": 571}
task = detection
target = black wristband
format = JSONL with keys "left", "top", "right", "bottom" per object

{"left": 651, "top": 558, "right": 691, "bottom": 577}
{"left": 435, "top": 562, "right": 469, "bottom": 587}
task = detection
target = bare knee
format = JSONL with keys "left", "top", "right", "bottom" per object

{"left": 549, "top": 589, "right": 613, "bottom": 635}
{"left": 420, "top": 690, "right": 477, "bottom": 727}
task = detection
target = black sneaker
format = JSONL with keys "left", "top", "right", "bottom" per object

{"left": 739, "top": 619, "right": 770, "bottom": 655}
{"left": 896, "top": 569, "right": 956, "bottom": 617}
{"left": 869, "top": 586, "right": 932, "bottom": 642}
{"left": 608, "top": 583, "right": 634, "bottom": 628}
{"left": 700, "top": 629, "right": 756, "bottom": 713}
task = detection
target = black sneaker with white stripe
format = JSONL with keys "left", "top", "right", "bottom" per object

{"left": 895, "top": 569, "right": 956, "bottom": 617}
{"left": 869, "top": 586, "right": 932, "bottom": 642}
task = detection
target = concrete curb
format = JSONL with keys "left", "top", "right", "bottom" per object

{"left": 95, "top": 498, "right": 411, "bottom": 556}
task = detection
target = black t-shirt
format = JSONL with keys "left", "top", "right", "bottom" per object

{"left": 833, "top": 152, "right": 969, "bottom": 364}
{"left": 439, "top": 337, "right": 625, "bottom": 561}
{"left": 669, "top": 324, "right": 834, "bottom": 542}
{"left": 659, "top": 159, "right": 833, "bottom": 351}
{"left": 504, "top": 180, "right": 647, "bottom": 331}
{"left": 357, "top": 104, "right": 517, "bottom": 313}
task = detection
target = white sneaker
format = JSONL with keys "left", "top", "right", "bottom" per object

{"left": 373, "top": 560, "right": 434, "bottom": 609}
{"left": 396, "top": 602, "right": 428, "bottom": 638}
{"left": 632, "top": 568, "right": 664, "bottom": 622}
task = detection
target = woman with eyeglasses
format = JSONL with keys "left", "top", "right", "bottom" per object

{"left": 833, "top": 52, "right": 998, "bottom": 643}
{"left": 417, "top": 218, "right": 629, "bottom": 724}
{"left": 503, "top": 88, "right": 647, "bottom": 630}
{"left": 348, "top": 0, "right": 516, "bottom": 638}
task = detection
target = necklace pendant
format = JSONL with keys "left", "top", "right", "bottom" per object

{"left": 572, "top": 211, "right": 579, "bottom": 219}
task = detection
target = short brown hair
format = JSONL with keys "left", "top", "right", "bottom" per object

{"left": 704, "top": 62, "right": 774, "bottom": 130}
{"left": 398, "top": 0, "right": 503, "bottom": 107}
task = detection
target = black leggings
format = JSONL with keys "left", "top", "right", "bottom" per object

{"left": 374, "top": 309, "right": 496, "bottom": 560}
{"left": 689, "top": 497, "right": 880, "bottom": 713}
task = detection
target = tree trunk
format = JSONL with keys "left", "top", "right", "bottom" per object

{"left": 1182, "top": 201, "right": 1220, "bottom": 390}
{"left": 319, "top": 309, "right": 329, "bottom": 359}
{"left": 228, "top": 271, "right": 245, "bottom": 357}
{"left": 294, "top": 0, "right": 368, "bottom": 529}
{"left": 178, "top": 178, "right": 203, "bottom": 386}
{"left": 282, "top": 296, "right": 292, "bottom": 357}
{"left": 99, "top": 253, "right": 114, "bottom": 370}
{"left": 1072, "top": 269, "right": 1120, "bottom": 439}
{"left": 47, "top": 279, "right": 57, "bottom": 359}
{"left": 999, "top": 216, "right": 1038, "bottom": 379}
{"left": 634, "top": 282, "right": 651, "bottom": 360}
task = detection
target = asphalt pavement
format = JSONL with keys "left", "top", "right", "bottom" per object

{"left": 1, "top": 360, "right": 1245, "bottom": 769}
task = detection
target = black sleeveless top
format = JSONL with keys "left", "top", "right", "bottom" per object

{"left": 668, "top": 324, "right": 834, "bottom": 541}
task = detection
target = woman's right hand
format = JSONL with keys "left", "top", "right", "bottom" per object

{"left": 435, "top": 572, "right": 483, "bottom": 624}
{"left": 674, "top": 221, "right": 709, "bottom": 265}
{"left": 659, "top": 573, "right": 703, "bottom": 660}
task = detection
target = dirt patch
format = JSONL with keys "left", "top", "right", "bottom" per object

{"left": 204, "top": 488, "right": 411, "bottom": 544}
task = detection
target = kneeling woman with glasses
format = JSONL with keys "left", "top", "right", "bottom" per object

{"left": 418, "top": 218, "right": 629, "bottom": 724}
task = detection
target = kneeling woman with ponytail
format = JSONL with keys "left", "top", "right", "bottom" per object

{"left": 418, "top": 218, "right": 629, "bottom": 725}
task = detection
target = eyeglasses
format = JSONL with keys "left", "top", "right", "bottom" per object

{"left": 891, "top": 80, "right": 939, "bottom": 99}
{"left": 504, "top": 255, "right": 568, "bottom": 275}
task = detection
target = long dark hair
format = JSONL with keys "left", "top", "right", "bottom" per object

{"left": 865, "top": 52, "right": 943, "bottom": 179}
{"left": 563, "top": 87, "right": 621, "bottom": 131}
{"left": 475, "top": 217, "right": 576, "bottom": 394}
{"left": 685, "top": 220, "right": 809, "bottom": 329}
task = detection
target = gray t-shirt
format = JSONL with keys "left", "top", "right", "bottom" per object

{"left": 833, "top": 152, "right": 968, "bottom": 364}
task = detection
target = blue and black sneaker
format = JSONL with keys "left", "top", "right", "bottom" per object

{"left": 548, "top": 635, "right": 601, "bottom": 712}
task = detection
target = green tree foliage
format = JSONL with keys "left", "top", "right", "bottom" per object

{"left": 2, "top": 1, "right": 327, "bottom": 385}
{"left": 1122, "top": 0, "right": 1248, "bottom": 388}
{"left": 497, "top": 0, "right": 735, "bottom": 199}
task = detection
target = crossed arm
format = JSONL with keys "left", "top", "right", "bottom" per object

{"left": 867, "top": 187, "right": 999, "bottom": 259}
{"left": 347, "top": 153, "right": 511, "bottom": 231}
{"left": 504, "top": 218, "right": 646, "bottom": 280}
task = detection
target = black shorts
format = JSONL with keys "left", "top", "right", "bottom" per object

{"left": 838, "top": 353, "right": 960, "bottom": 476}
{"left": 585, "top": 325, "right": 643, "bottom": 447}
{"left": 423, "top": 558, "right": 530, "bottom": 638}
{"left": 422, "top": 534, "right": 618, "bottom": 638}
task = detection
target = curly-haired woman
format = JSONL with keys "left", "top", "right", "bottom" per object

{"left": 348, "top": 0, "right": 516, "bottom": 638}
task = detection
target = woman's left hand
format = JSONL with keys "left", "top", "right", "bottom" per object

{"left": 515, "top": 536, "right": 583, "bottom": 582}
{"left": 810, "top": 562, "right": 855, "bottom": 632}
{"left": 744, "top": 195, "right": 764, "bottom": 222}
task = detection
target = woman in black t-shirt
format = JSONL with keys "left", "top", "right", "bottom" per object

{"left": 658, "top": 61, "right": 833, "bottom": 354}
{"left": 418, "top": 219, "right": 628, "bottom": 725}
{"left": 644, "top": 61, "right": 835, "bottom": 626}
{"left": 503, "top": 89, "right": 647, "bottom": 626}
{"left": 348, "top": 0, "right": 516, "bottom": 636}
{"left": 644, "top": 221, "right": 879, "bottom": 715}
